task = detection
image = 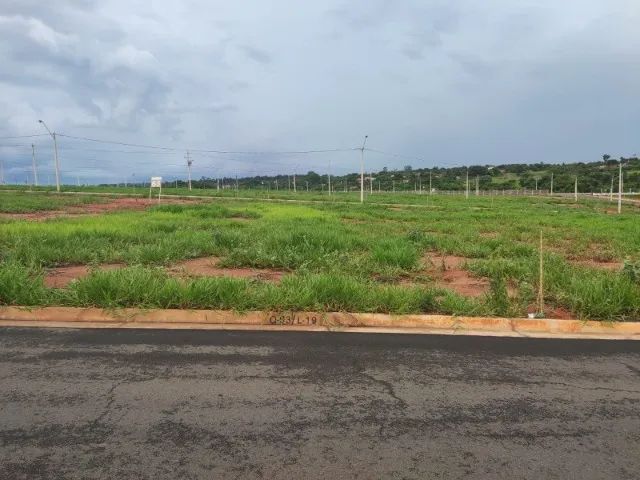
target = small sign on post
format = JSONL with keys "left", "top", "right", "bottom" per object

{"left": 150, "top": 176, "right": 162, "bottom": 202}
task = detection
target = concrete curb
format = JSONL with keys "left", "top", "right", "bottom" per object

{"left": 0, "top": 307, "right": 638, "bottom": 340}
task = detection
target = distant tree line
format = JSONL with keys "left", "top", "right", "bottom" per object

{"left": 113, "top": 155, "right": 640, "bottom": 193}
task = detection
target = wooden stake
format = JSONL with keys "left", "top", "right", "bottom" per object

{"left": 537, "top": 230, "right": 544, "bottom": 316}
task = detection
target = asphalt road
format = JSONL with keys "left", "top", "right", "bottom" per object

{"left": 0, "top": 328, "right": 639, "bottom": 480}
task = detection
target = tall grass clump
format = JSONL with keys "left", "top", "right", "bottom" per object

{"left": 561, "top": 272, "right": 640, "bottom": 320}
{"left": 372, "top": 239, "right": 418, "bottom": 270}
{"left": 0, "top": 262, "right": 50, "bottom": 305}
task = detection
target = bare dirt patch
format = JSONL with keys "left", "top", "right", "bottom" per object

{"left": 527, "top": 304, "right": 574, "bottom": 320}
{"left": 44, "top": 263, "right": 124, "bottom": 288}
{"left": 424, "top": 253, "right": 489, "bottom": 297}
{"left": 169, "top": 256, "right": 285, "bottom": 282}
{"left": 2, "top": 197, "right": 201, "bottom": 221}
{"left": 571, "top": 259, "right": 623, "bottom": 271}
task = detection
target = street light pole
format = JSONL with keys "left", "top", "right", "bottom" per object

{"left": 31, "top": 144, "right": 39, "bottom": 187}
{"left": 38, "top": 120, "right": 60, "bottom": 192}
{"left": 360, "top": 135, "right": 368, "bottom": 203}
{"left": 185, "top": 151, "right": 193, "bottom": 191}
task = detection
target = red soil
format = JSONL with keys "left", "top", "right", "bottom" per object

{"left": 169, "top": 256, "right": 285, "bottom": 282}
{"left": 44, "top": 264, "right": 124, "bottom": 288}
{"left": 2, "top": 197, "right": 200, "bottom": 221}
{"left": 425, "top": 254, "right": 489, "bottom": 297}
{"left": 527, "top": 304, "right": 574, "bottom": 320}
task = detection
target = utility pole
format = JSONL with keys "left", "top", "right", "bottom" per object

{"left": 370, "top": 174, "right": 373, "bottom": 194}
{"left": 293, "top": 173, "right": 297, "bottom": 193}
{"left": 38, "top": 120, "right": 60, "bottom": 192}
{"left": 429, "top": 170, "right": 432, "bottom": 195}
{"left": 418, "top": 173, "right": 422, "bottom": 194}
{"left": 465, "top": 168, "right": 469, "bottom": 199}
{"left": 535, "top": 177, "right": 538, "bottom": 192}
{"left": 574, "top": 176, "right": 578, "bottom": 202}
{"left": 327, "top": 172, "right": 331, "bottom": 196}
{"left": 185, "top": 151, "right": 193, "bottom": 191}
{"left": 306, "top": 181, "right": 309, "bottom": 192}
{"left": 360, "top": 135, "right": 368, "bottom": 203}
{"left": 475, "top": 176, "right": 479, "bottom": 196}
{"left": 618, "top": 160, "right": 623, "bottom": 214}
{"left": 550, "top": 173, "right": 554, "bottom": 195}
{"left": 392, "top": 179, "right": 395, "bottom": 193}
{"left": 31, "top": 144, "right": 39, "bottom": 187}
{"left": 217, "top": 178, "right": 220, "bottom": 191}
{"left": 610, "top": 176, "right": 614, "bottom": 202}
{"left": 275, "top": 178, "right": 278, "bottom": 191}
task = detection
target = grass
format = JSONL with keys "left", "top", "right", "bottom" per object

{"left": 1, "top": 189, "right": 639, "bottom": 320}
{"left": 0, "top": 191, "right": 108, "bottom": 213}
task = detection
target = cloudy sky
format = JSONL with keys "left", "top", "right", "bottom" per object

{"left": 1, "top": 0, "right": 639, "bottom": 184}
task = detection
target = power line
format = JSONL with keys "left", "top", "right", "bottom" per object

{"left": 56, "top": 134, "right": 177, "bottom": 151}
{"left": 0, "top": 134, "right": 49, "bottom": 140}
{"left": 56, "top": 133, "right": 357, "bottom": 155}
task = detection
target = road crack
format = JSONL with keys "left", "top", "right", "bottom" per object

{"left": 360, "top": 371, "right": 407, "bottom": 409}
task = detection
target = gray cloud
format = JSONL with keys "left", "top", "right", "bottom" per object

{"left": 0, "top": 0, "right": 639, "bottom": 183}
{"left": 241, "top": 45, "right": 272, "bottom": 64}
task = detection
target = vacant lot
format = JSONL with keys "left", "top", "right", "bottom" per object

{"left": 1, "top": 190, "right": 639, "bottom": 320}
